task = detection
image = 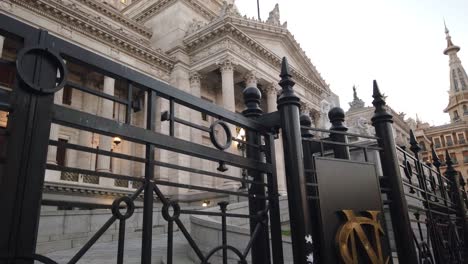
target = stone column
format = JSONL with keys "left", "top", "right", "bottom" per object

{"left": 97, "top": 76, "right": 115, "bottom": 187}
{"left": 218, "top": 58, "right": 240, "bottom": 189}
{"left": 219, "top": 58, "right": 236, "bottom": 112}
{"left": 189, "top": 72, "right": 203, "bottom": 189}
{"left": 0, "top": 35, "right": 4, "bottom": 58}
{"left": 265, "top": 83, "right": 287, "bottom": 194}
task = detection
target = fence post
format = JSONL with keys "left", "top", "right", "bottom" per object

{"left": 370, "top": 80, "right": 418, "bottom": 261}
{"left": 242, "top": 82, "right": 270, "bottom": 263}
{"left": 277, "top": 57, "right": 314, "bottom": 264}
{"left": 328, "top": 107, "right": 350, "bottom": 159}
{"left": 444, "top": 150, "right": 468, "bottom": 259}
{"left": 300, "top": 114, "right": 321, "bottom": 260}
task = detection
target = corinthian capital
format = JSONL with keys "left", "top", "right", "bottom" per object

{"left": 189, "top": 72, "right": 202, "bottom": 85}
{"left": 263, "top": 82, "right": 279, "bottom": 95}
{"left": 217, "top": 57, "right": 236, "bottom": 73}
{"left": 244, "top": 71, "right": 257, "bottom": 87}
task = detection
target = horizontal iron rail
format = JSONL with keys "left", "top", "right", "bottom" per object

{"left": 48, "top": 140, "right": 267, "bottom": 186}
{"left": 302, "top": 137, "right": 382, "bottom": 150}
{"left": 300, "top": 125, "right": 380, "bottom": 139}
{"left": 46, "top": 35, "right": 267, "bottom": 132}
{"left": 180, "top": 210, "right": 256, "bottom": 219}
{"left": 66, "top": 81, "right": 129, "bottom": 105}
{"left": 52, "top": 105, "right": 273, "bottom": 173}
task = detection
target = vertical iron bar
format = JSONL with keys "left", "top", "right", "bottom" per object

{"left": 242, "top": 83, "right": 270, "bottom": 263}
{"left": 265, "top": 133, "right": 284, "bottom": 264}
{"left": 328, "top": 107, "right": 350, "bottom": 159}
{"left": 169, "top": 98, "right": 174, "bottom": 137}
{"left": 277, "top": 57, "right": 313, "bottom": 264}
{"left": 167, "top": 220, "right": 173, "bottom": 264}
{"left": 363, "top": 147, "right": 368, "bottom": 162}
{"left": 0, "top": 29, "right": 60, "bottom": 263}
{"left": 371, "top": 80, "right": 418, "bottom": 262}
{"left": 445, "top": 151, "right": 468, "bottom": 260}
{"left": 300, "top": 114, "right": 320, "bottom": 261}
{"left": 219, "top": 201, "right": 229, "bottom": 264}
{"left": 126, "top": 82, "right": 132, "bottom": 124}
{"left": 117, "top": 219, "right": 126, "bottom": 264}
{"left": 141, "top": 90, "right": 156, "bottom": 264}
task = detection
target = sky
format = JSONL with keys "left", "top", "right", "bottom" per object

{"left": 235, "top": 0, "right": 468, "bottom": 125}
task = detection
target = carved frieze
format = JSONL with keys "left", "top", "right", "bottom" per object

{"left": 191, "top": 39, "right": 257, "bottom": 66}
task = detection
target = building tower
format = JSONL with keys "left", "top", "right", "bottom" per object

{"left": 443, "top": 24, "right": 468, "bottom": 122}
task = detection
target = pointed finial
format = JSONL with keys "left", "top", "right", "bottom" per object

{"left": 445, "top": 149, "right": 453, "bottom": 167}
{"left": 409, "top": 129, "right": 421, "bottom": 154}
{"left": 371, "top": 80, "right": 393, "bottom": 125}
{"left": 277, "top": 57, "right": 299, "bottom": 108}
{"left": 431, "top": 145, "right": 441, "bottom": 168}
{"left": 280, "top": 57, "right": 291, "bottom": 79}
{"left": 444, "top": 18, "right": 449, "bottom": 34}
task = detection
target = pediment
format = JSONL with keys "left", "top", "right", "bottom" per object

{"left": 234, "top": 24, "right": 328, "bottom": 90}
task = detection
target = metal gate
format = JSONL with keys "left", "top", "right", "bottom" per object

{"left": 0, "top": 15, "right": 284, "bottom": 264}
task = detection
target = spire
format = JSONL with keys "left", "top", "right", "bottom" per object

{"left": 442, "top": 22, "right": 468, "bottom": 122}
{"left": 348, "top": 85, "right": 365, "bottom": 110}
{"left": 443, "top": 22, "right": 460, "bottom": 55}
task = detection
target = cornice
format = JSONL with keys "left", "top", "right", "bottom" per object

{"left": 184, "top": 21, "right": 329, "bottom": 97}
{"left": 75, "top": 0, "right": 152, "bottom": 38}
{"left": 133, "top": 0, "right": 217, "bottom": 23}
{"left": 9, "top": 0, "right": 174, "bottom": 72}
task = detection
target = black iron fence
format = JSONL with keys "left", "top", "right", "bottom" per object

{"left": 0, "top": 15, "right": 283, "bottom": 264}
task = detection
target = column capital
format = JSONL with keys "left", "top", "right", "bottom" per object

{"left": 189, "top": 72, "right": 202, "bottom": 85}
{"left": 244, "top": 71, "right": 257, "bottom": 87}
{"left": 263, "top": 82, "right": 279, "bottom": 95}
{"left": 217, "top": 57, "right": 236, "bottom": 73}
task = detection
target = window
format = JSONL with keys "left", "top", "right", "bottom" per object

{"left": 458, "top": 68, "right": 466, "bottom": 90}
{"left": 463, "top": 151, "right": 468, "bottom": 163}
{"left": 463, "top": 105, "right": 468, "bottom": 115}
{"left": 433, "top": 137, "right": 442, "bottom": 148}
{"left": 450, "top": 153, "right": 457, "bottom": 164}
{"left": 454, "top": 110, "right": 459, "bottom": 120}
{"left": 452, "top": 69, "right": 459, "bottom": 92}
{"left": 201, "top": 97, "right": 212, "bottom": 122}
{"left": 457, "top": 133, "right": 466, "bottom": 144}
{"left": 445, "top": 135, "right": 454, "bottom": 146}
{"left": 419, "top": 141, "right": 426, "bottom": 151}
{"left": 56, "top": 138, "right": 68, "bottom": 166}
{"left": 62, "top": 86, "right": 72, "bottom": 105}
{"left": 0, "top": 63, "right": 15, "bottom": 88}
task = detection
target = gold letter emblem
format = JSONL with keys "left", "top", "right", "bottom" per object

{"left": 336, "top": 210, "right": 389, "bottom": 264}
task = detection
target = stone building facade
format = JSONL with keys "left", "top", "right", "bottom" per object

{"left": 415, "top": 26, "right": 468, "bottom": 178}
{"left": 0, "top": 0, "right": 339, "bottom": 204}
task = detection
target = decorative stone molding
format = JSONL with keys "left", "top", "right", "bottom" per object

{"left": 185, "top": 21, "right": 327, "bottom": 96}
{"left": 186, "top": 19, "right": 208, "bottom": 36}
{"left": 9, "top": 0, "right": 173, "bottom": 73}
{"left": 75, "top": 0, "right": 152, "bottom": 38}
{"left": 300, "top": 102, "right": 312, "bottom": 115}
{"left": 133, "top": 0, "right": 218, "bottom": 23}
{"left": 191, "top": 39, "right": 257, "bottom": 66}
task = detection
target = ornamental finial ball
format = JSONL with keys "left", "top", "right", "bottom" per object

{"left": 328, "top": 107, "right": 345, "bottom": 123}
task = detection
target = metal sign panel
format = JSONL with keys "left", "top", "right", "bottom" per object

{"left": 314, "top": 157, "right": 391, "bottom": 263}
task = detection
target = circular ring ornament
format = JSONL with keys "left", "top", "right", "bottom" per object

{"left": 162, "top": 201, "right": 181, "bottom": 221}
{"left": 16, "top": 46, "right": 67, "bottom": 94}
{"left": 209, "top": 120, "right": 232, "bottom": 150}
{"left": 111, "top": 196, "right": 135, "bottom": 220}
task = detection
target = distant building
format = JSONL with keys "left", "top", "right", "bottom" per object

{"left": 415, "top": 25, "right": 468, "bottom": 178}
{"left": 345, "top": 86, "right": 415, "bottom": 147}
